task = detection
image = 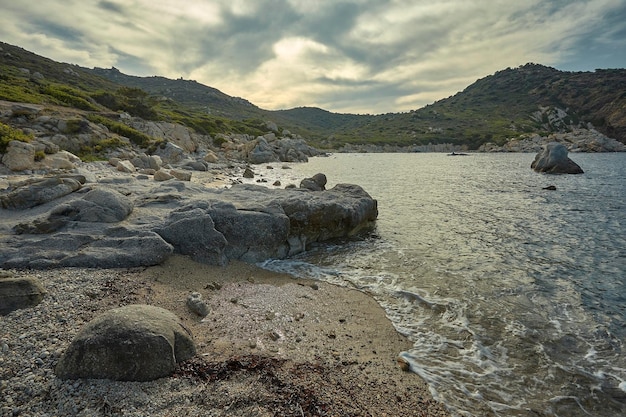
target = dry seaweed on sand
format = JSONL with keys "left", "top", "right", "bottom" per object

{"left": 173, "top": 355, "right": 330, "bottom": 416}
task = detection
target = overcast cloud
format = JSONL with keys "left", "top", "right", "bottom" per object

{"left": 1, "top": 0, "right": 625, "bottom": 114}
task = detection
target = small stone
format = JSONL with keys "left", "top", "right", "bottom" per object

{"left": 397, "top": 357, "right": 411, "bottom": 372}
{"left": 269, "top": 331, "right": 280, "bottom": 341}
{"left": 186, "top": 292, "right": 209, "bottom": 317}
{"left": 243, "top": 167, "right": 254, "bottom": 178}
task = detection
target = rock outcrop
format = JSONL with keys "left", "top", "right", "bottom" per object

{"left": 480, "top": 128, "right": 625, "bottom": 153}
{"left": 0, "top": 171, "right": 378, "bottom": 269}
{"left": 55, "top": 304, "right": 196, "bottom": 381}
{"left": 531, "top": 142, "right": 584, "bottom": 174}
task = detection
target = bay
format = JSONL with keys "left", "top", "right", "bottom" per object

{"left": 253, "top": 152, "right": 626, "bottom": 416}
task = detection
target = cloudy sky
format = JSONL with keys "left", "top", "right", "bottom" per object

{"left": 1, "top": 0, "right": 625, "bottom": 114}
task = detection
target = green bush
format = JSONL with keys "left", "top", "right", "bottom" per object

{"left": 91, "top": 87, "right": 158, "bottom": 119}
{"left": 42, "top": 84, "right": 100, "bottom": 111}
{"left": 0, "top": 122, "right": 33, "bottom": 153}
{"left": 77, "top": 137, "right": 129, "bottom": 161}
{"left": 86, "top": 114, "right": 156, "bottom": 147}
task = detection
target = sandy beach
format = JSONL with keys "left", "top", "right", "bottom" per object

{"left": 1, "top": 254, "right": 450, "bottom": 416}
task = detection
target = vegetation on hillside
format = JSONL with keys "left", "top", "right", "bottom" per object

{"left": 1, "top": 41, "right": 625, "bottom": 151}
{"left": 0, "top": 121, "right": 33, "bottom": 153}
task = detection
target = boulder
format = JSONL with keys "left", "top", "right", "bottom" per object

{"left": 117, "top": 160, "right": 136, "bottom": 173}
{"left": 183, "top": 160, "right": 208, "bottom": 171}
{"left": 208, "top": 205, "right": 291, "bottom": 262}
{"left": 12, "top": 187, "right": 131, "bottom": 234}
{"left": 289, "top": 183, "right": 377, "bottom": 240}
{"left": 39, "top": 151, "right": 79, "bottom": 170}
{"left": 55, "top": 304, "right": 196, "bottom": 381}
{"left": 156, "top": 208, "right": 228, "bottom": 265}
{"left": 54, "top": 188, "right": 133, "bottom": 223}
{"left": 2, "top": 140, "right": 35, "bottom": 171}
{"left": 0, "top": 176, "right": 83, "bottom": 210}
{"left": 0, "top": 274, "right": 46, "bottom": 315}
{"left": 154, "top": 169, "right": 175, "bottom": 181}
{"left": 170, "top": 169, "right": 192, "bottom": 181}
{"left": 531, "top": 142, "right": 584, "bottom": 174}
{"left": 248, "top": 137, "right": 278, "bottom": 164}
{"left": 155, "top": 142, "right": 185, "bottom": 164}
{"left": 300, "top": 173, "right": 327, "bottom": 191}
{"left": 243, "top": 167, "right": 255, "bottom": 178}
{"left": 204, "top": 151, "right": 219, "bottom": 163}
{"left": 10, "top": 103, "right": 43, "bottom": 117}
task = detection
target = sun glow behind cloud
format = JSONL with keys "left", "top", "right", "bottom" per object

{"left": 0, "top": 0, "right": 624, "bottom": 114}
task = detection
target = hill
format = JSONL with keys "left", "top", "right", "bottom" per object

{"left": 1, "top": 41, "right": 625, "bottom": 150}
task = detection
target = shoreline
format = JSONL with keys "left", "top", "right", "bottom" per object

{"left": 1, "top": 255, "right": 450, "bottom": 416}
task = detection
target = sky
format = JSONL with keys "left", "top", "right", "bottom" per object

{"left": 1, "top": 0, "right": 625, "bottom": 115}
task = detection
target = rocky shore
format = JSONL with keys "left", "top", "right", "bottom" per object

{"left": 1, "top": 102, "right": 450, "bottom": 415}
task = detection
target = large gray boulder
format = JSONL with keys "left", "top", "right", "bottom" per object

{"left": 300, "top": 173, "right": 327, "bottom": 191}
{"left": 531, "top": 142, "right": 584, "bottom": 174}
{"left": 156, "top": 208, "right": 228, "bottom": 265}
{"left": 0, "top": 273, "right": 46, "bottom": 315}
{"left": 78, "top": 188, "right": 134, "bottom": 222}
{"left": 280, "top": 183, "right": 378, "bottom": 245}
{"left": 12, "top": 187, "right": 133, "bottom": 234}
{"left": 211, "top": 183, "right": 378, "bottom": 257}
{"left": 55, "top": 304, "right": 196, "bottom": 381}
{"left": 1, "top": 140, "right": 36, "bottom": 171}
{"left": 0, "top": 176, "right": 84, "bottom": 209}
{"left": 208, "top": 204, "right": 291, "bottom": 262}
{"left": 248, "top": 137, "right": 278, "bottom": 164}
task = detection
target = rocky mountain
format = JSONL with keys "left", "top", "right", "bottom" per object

{"left": 1, "top": 41, "right": 625, "bottom": 151}
{"left": 89, "top": 62, "right": 626, "bottom": 151}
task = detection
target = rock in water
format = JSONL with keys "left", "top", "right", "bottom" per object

{"left": 55, "top": 304, "right": 196, "bottom": 381}
{"left": 0, "top": 274, "right": 46, "bottom": 315}
{"left": 531, "top": 142, "right": 584, "bottom": 174}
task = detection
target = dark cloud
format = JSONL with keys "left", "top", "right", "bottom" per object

{"left": 0, "top": 0, "right": 624, "bottom": 113}
{"left": 98, "top": 1, "right": 125, "bottom": 14}
{"left": 558, "top": 5, "right": 626, "bottom": 71}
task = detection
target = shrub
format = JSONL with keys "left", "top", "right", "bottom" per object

{"left": 0, "top": 122, "right": 33, "bottom": 153}
{"left": 86, "top": 114, "right": 156, "bottom": 147}
{"left": 42, "top": 84, "right": 100, "bottom": 111}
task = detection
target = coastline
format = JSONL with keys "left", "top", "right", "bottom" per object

{"left": 1, "top": 255, "right": 450, "bottom": 416}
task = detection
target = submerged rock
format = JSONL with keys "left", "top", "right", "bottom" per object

{"left": 531, "top": 142, "right": 584, "bottom": 174}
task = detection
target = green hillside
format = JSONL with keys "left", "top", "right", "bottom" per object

{"left": 2, "top": 41, "right": 625, "bottom": 150}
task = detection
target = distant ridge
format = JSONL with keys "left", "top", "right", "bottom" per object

{"left": 2, "top": 41, "right": 625, "bottom": 149}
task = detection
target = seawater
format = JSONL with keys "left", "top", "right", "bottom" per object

{"left": 247, "top": 152, "right": 625, "bottom": 416}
